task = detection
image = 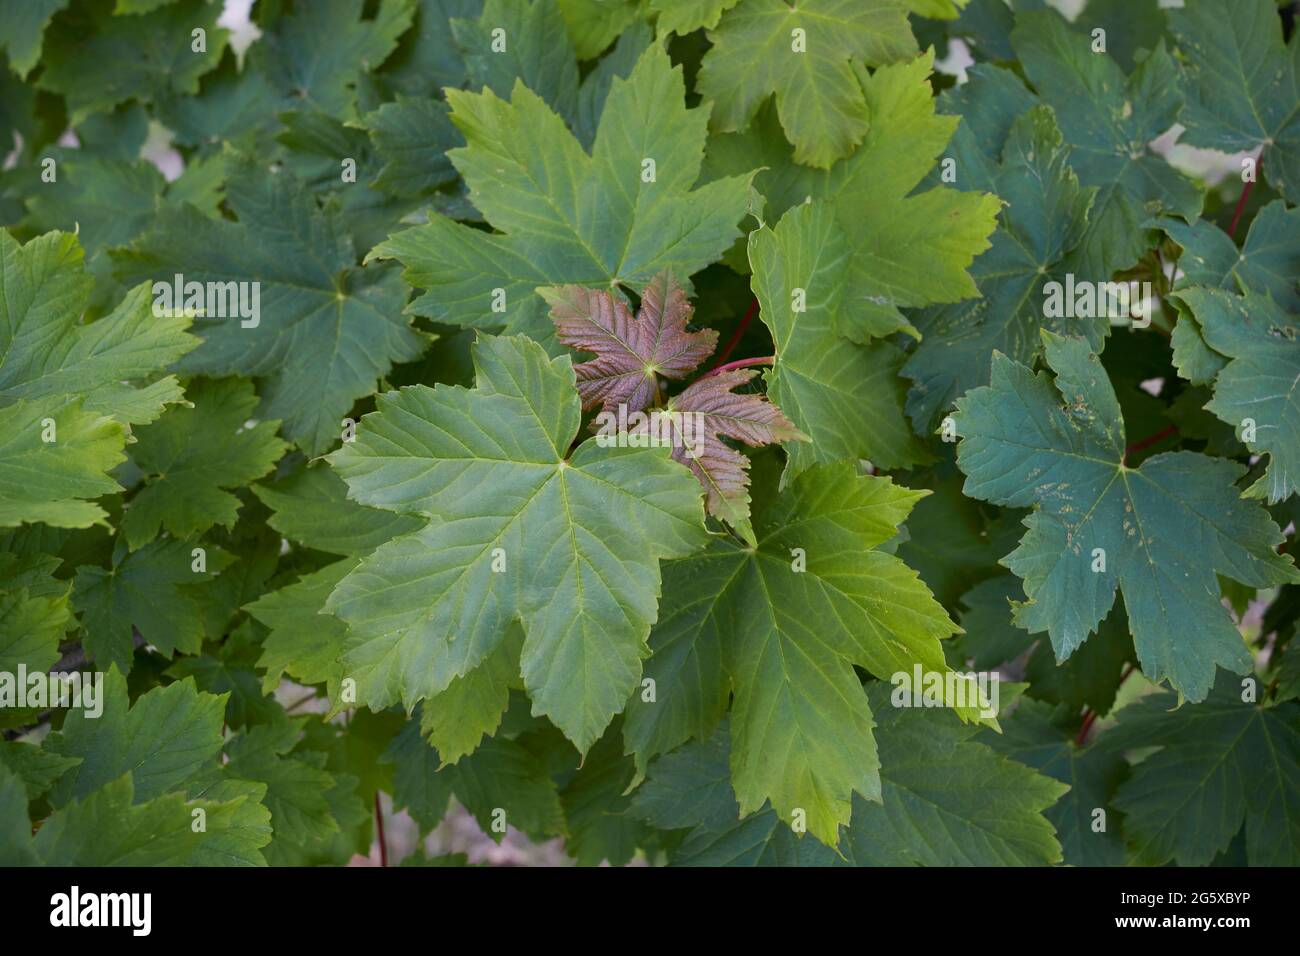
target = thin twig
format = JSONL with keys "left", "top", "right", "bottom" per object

{"left": 374, "top": 792, "right": 388, "bottom": 867}
{"left": 1122, "top": 424, "right": 1178, "bottom": 466}
{"left": 1227, "top": 152, "right": 1263, "bottom": 239}
{"left": 708, "top": 297, "right": 759, "bottom": 372}
{"left": 1075, "top": 664, "right": 1135, "bottom": 747}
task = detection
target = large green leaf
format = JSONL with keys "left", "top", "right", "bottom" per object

{"left": 1106, "top": 675, "right": 1300, "bottom": 866}
{"left": 625, "top": 461, "right": 964, "bottom": 847}
{"left": 696, "top": 0, "right": 916, "bottom": 168}
{"left": 748, "top": 200, "right": 929, "bottom": 475}
{"left": 905, "top": 101, "right": 1097, "bottom": 432}
{"left": 709, "top": 51, "right": 1001, "bottom": 338}
{"left": 368, "top": 44, "right": 754, "bottom": 344}
{"left": 112, "top": 158, "right": 427, "bottom": 455}
{"left": 1168, "top": 0, "right": 1300, "bottom": 204}
{"left": 326, "top": 334, "right": 707, "bottom": 753}
{"left": 951, "top": 331, "right": 1299, "bottom": 702}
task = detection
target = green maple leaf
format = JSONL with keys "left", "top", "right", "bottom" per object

{"left": 29, "top": 773, "right": 269, "bottom": 866}
{"left": 246, "top": 558, "right": 356, "bottom": 714}
{"left": 368, "top": 43, "right": 754, "bottom": 344}
{"left": 905, "top": 101, "right": 1096, "bottom": 432}
{"left": 0, "top": 229, "right": 197, "bottom": 528}
{"left": 254, "top": 0, "right": 415, "bottom": 118}
{"left": 1106, "top": 675, "right": 1300, "bottom": 866}
{"left": 1156, "top": 200, "right": 1300, "bottom": 313}
{"left": 360, "top": 97, "right": 461, "bottom": 200}
{"left": 252, "top": 464, "right": 423, "bottom": 557}
{"left": 1168, "top": 0, "right": 1300, "bottom": 205}
{"left": 326, "top": 334, "right": 706, "bottom": 753}
{"left": 73, "top": 538, "right": 235, "bottom": 672}
{"left": 624, "top": 461, "right": 965, "bottom": 847}
{"left": 748, "top": 200, "right": 929, "bottom": 475}
{"left": 985, "top": 698, "right": 1128, "bottom": 866}
{"left": 0, "top": 575, "right": 70, "bottom": 675}
{"left": 417, "top": 624, "right": 523, "bottom": 763}
{"left": 121, "top": 378, "right": 287, "bottom": 549}
{"left": 709, "top": 51, "right": 1001, "bottom": 339}
{"left": 0, "top": 739, "right": 80, "bottom": 803}
{"left": 112, "top": 156, "right": 428, "bottom": 455}
{"left": 951, "top": 331, "right": 1300, "bottom": 702}
{"left": 0, "top": 399, "right": 124, "bottom": 529}
{"left": 452, "top": 0, "right": 579, "bottom": 120}
{"left": 555, "top": 0, "right": 644, "bottom": 59}
{"left": 696, "top": 0, "right": 917, "bottom": 168}
{"left": 0, "top": 0, "right": 69, "bottom": 79}
{"left": 46, "top": 667, "right": 226, "bottom": 806}
{"left": 649, "top": 0, "right": 741, "bottom": 36}
{"left": 560, "top": 723, "right": 647, "bottom": 865}
{"left": 223, "top": 717, "right": 342, "bottom": 848}
{"left": 1173, "top": 288, "right": 1300, "bottom": 504}
{"left": 956, "top": 575, "right": 1136, "bottom": 716}
{"left": 0, "top": 230, "right": 197, "bottom": 421}
{"left": 1011, "top": 9, "right": 1201, "bottom": 276}
{"left": 376, "top": 0, "right": 481, "bottom": 97}
{"left": 634, "top": 699, "right": 1066, "bottom": 866}
{"left": 36, "top": 0, "right": 227, "bottom": 122}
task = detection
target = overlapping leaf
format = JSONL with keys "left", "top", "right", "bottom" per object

{"left": 952, "top": 331, "right": 1299, "bottom": 702}
{"left": 326, "top": 334, "right": 707, "bottom": 753}
{"left": 369, "top": 44, "right": 754, "bottom": 344}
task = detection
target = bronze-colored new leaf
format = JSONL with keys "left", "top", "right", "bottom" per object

{"left": 542, "top": 271, "right": 718, "bottom": 414}
{"left": 666, "top": 369, "right": 806, "bottom": 525}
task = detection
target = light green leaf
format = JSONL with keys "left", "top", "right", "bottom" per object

{"left": 368, "top": 43, "right": 754, "bottom": 344}
{"left": 327, "top": 334, "right": 706, "bottom": 753}
{"left": 0, "top": 230, "right": 197, "bottom": 424}
{"left": 626, "top": 462, "right": 963, "bottom": 847}
{"left": 748, "top": 200, "right": 929, "bottom": 475}
{"left": 697, "top": 0, "right": 916, "bottom": 168}
{"left": 650, "top": 0, "right": 741, "bottom": 36}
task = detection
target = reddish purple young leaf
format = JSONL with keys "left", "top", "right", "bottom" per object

{"left": 542, "top": 272, "right": 718, "bottom": 414}
{"left": 665, "top": 369, "right": 806, "bottom": 523}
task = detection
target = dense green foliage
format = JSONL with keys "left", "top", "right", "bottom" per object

{"left": 0, "top": 0, "right": 1297, "bottom": 867}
